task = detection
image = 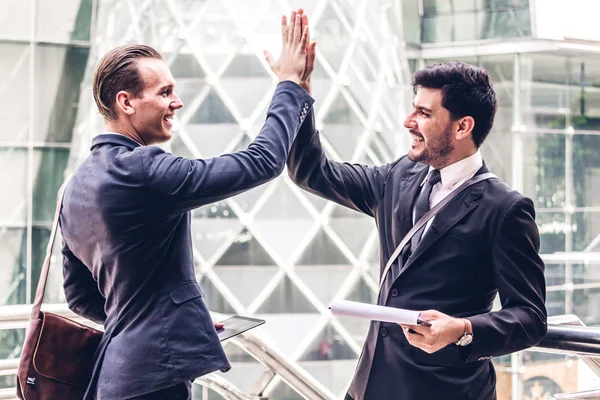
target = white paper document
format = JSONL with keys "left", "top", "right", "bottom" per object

{"left": 329, "top": 300, "right": 424, "bottom": 325}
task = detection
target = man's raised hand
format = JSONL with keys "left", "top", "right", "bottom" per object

{"left": 264, "top": 10, "right": 310, "bottom": 85}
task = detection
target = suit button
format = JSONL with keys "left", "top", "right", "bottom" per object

{"left": 379, "top": 327, "right": 388, "bottom": 337}
{"left": 391, "top": 288, "right": 398, "bottom": 297}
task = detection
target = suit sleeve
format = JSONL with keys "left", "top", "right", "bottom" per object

{"left": 142, "top": 81, "right": 314, "bottom": 215}
{"left": 464, "top": 197, "right": 547, "bottom": 361}
{"left": 286, "top": 110, "right": 391, "bottom": 217}
{"left": 62, "top": 240, "right": 107, "bottom": 325}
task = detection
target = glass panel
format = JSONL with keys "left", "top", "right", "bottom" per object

{"left": 35, "top": 45, "right": 89, "bottom": 142}
{"left": 0, "top": 327, "right": 25, "bottom": 361}
{"left": 422, "top": 15, "right": 452, "bottom": 43}
{"left": 297, "top": 229, "right": 350, "bottom": 265}
{"left": 268, "top": 381, "right": 304, "bottom": 400}
{"left": 219, "top": 76, "right": 272, "bottom": 119}
{"left": 0, "top": 149, "right": 28, "bottom": 224}
{"left": 256, "top": 275, "right": 317, "bottom": 313}
{"left": 198, "top": 276, "right": 237, "bottom": 314}
{"left": 573, "top": 287, "right": 600, "bottom": 325}
{"left": 537, "top": 212, "right": 567, "bottom": 254}
{"left": 215, "top": 228, "right": 276, "bottom": 266}
{"left": 453, "top": 13, "right": 477, "bottom": 41}
{"left": 479, "top": 9, "right": 531, "bottom": 39}
{"left": 530, "top": 133, "right": 566, "bottom": 209}
{"left": 573, "top": 262, "right": 600, "bottom": 285}
{"left": 213, "top": 266, "right": 278, "bottom": 307}
{"left": 295, "top": 265, "right": 353, "bottom": 305}
{"left": 329, "top": 205, "right": 375, "bottom": 257}
{"left": 189, "top": 88, "right": 237, "bottom": 124}
{"left": 545, "top": 263, "right": 565, "bottom": 287}
{"left": 338, "top": 277, "right": 376, "bottom": 342}
{"left": 252, "top": 182, "right": 315, "bottom": 262}
{"left": 453, "top": 0, "right": 477, "bottom": 12}
{"left": 574, "top": 135, "right": 600, "bottom": 207}
{"left": 185, "top": 124, "right": 240, "bottom": 159}
{"left": 299, "top": 324, "right": 356, "bottom": 361}
{"left": 170, "top": 49, "right": 206, "bottom": 79}
{"left": 0, "top": 44, "right": 30, "bottom": 142}
{"left": 191, "top": 217, "right": 242, "bottom": 262}
{"left": 0, "top": 228, "right": 26, "bottom": 305}
{"left": 36, "top": 0, "right": 91, "bottom": 42}
{"left": 573, "top": 212, "right": 600, "bottom": 252}
{"left": 32, "top": 149, "right": 69, "bottom": 222}
{"left": 546, "top": 290, "right": 566, "bottom": 317}
{"left": 422, "top": 0, "right": 452, "bottom": 15}
{"left": 1, "top": 2, "right": 31, "bottom": 37}
{"left": 314, "top": 3, "right": 351, "bottom": 72}
{"left": 186, "top": 1, "right": 244, "bottom": 74}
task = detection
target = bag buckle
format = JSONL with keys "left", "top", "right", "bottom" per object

{"left": 26, "top": 377, "right": 36, "bottom": 386}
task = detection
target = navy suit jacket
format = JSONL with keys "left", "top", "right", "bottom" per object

{"left": 287, "top": 112, "right": 547, "bottom": 400}
{"left": 59, "top": 81, "right": 313, "bottom": 399}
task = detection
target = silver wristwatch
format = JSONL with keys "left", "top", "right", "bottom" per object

{"left": 455, "top": 318, "right": 473, "bottom": 347}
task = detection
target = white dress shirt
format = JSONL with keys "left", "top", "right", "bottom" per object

{"left": 413, "top": 150, "right": 483, "bottom": 235}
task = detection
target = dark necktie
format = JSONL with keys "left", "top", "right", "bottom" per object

{"left": 410, "top": 169, "right": 441, "bottom": 253}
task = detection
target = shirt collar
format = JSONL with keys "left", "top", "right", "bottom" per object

{"left": 420, "top": 150, "right": 483, "bottom": 190}
{"left": 91, "top": 132, "right": 143, "bottom": 150}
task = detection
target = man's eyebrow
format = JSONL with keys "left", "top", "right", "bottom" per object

{"left": 159, "top": 84, "right": 174, "bottom": 91}
{"left": 413, "top": 104, "right": 433, "bottom": 113}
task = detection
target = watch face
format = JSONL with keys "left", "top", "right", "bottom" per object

{"left": 458, "top": 334, "right": 473, "bottom": 346}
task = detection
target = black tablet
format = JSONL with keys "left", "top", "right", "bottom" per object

{"left": 217, "top": 315, "right": 265, "bottom": 341}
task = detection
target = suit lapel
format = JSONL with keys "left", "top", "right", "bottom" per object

{"left": 397, "top": 166, "right": 489, "bottom": 277}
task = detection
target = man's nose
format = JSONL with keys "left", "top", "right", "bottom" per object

{"left": 172, "top": 93, "right": 184, "bottom": 110}
{"left": 404, "top": 113, "right": 416, "bottom": 129}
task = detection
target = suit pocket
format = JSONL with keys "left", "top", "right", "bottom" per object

{"left": 413, "top": 344, "right": 463, "bottom": 368}
{"left": 169, "top": 281, "right": 205, "bottom": 304}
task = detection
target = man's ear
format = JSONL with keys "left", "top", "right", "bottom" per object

{"left": 455, "top": 116, "right": 475, "bottom": 141}
{"left": 115, "top": 91, "right": 135, "bottom": 116}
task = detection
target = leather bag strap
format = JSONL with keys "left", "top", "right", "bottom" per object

{"left": 31, "top": 179, "right": 70, "bottom": 319}
{"left": 378, "top": 172, "right": 497, "bottom": 292}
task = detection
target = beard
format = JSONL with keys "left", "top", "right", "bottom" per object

{"left": 408, "top": 124, "right": 454, "bottom": 169}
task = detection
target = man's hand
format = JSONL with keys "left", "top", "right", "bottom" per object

{"left": 214, "top": 321, "right": 224, "bottom": 330}
{"left": 400, "top": 310, "right": 466, "bottom": 354}
{"left": 264, "top": 9, "right": 312, "bottom": 86}
{"left": 296, "top": 10, "right": 316, "bottom": 94}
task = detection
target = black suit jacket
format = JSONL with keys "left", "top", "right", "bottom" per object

{"left": 59, "top": 81, "right": 314, "bottom": 399}
{"left": 287, "top": 112, "right": 547, "bottom": 400}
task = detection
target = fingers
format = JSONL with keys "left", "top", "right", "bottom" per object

{"left": 302, "top": 12, "right": 309, "bottom": 44}
{"left": 306, "top": 41, "right": 316, "bottom": 74}
{"left": 263, "top": 50, "right": 275, "bottom": 69}
{"left": 281, "top": 15, "right": 288, "bottom": 46}
{"left": 288, "top": 10, "right": 297, "bottom": 46}
{"left": 294, "top": 13, "right": 302, "bottom": 45}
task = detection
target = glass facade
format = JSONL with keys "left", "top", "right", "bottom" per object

{"left": 0, "top": 0, "right": 94, "bottom": 390}
{"left": 421, "top": 0, "right": 532, "bottom": 43}
{"left": 1, "top": 0, "right": 600, "bottom": 399}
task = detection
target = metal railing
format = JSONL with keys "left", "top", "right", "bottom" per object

{"left": 0, "top": 303, "right": 336, "bottom": 400}
{"left": 5, "top": 306, "right": 600, "bottom": 399}
{"left": 530, "top": 315, "right": 600, "bottom": 399}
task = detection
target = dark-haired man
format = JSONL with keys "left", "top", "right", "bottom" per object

{"left": 60, "top": 11, "right": 315, "bottom": 400}
{"left": 287, "top": 61, "right": 547, "bottom": 399}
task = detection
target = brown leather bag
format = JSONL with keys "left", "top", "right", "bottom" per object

{"left": 17, "top": 182, "right": 103, "bottom": 399}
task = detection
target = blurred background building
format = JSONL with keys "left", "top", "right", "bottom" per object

{"left": 1, "top": 0, "right": 600, "bottom": 399}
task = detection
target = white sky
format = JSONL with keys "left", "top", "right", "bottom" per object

{"left": 534, "top": 0, "right": 600, "bottom": 41}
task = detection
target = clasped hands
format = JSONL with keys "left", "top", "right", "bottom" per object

{"left": 264, "top": 9, "right": 316, "bottom": 94}
{"left": 400, "top": 309, "right": 467, "bottom": 354}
